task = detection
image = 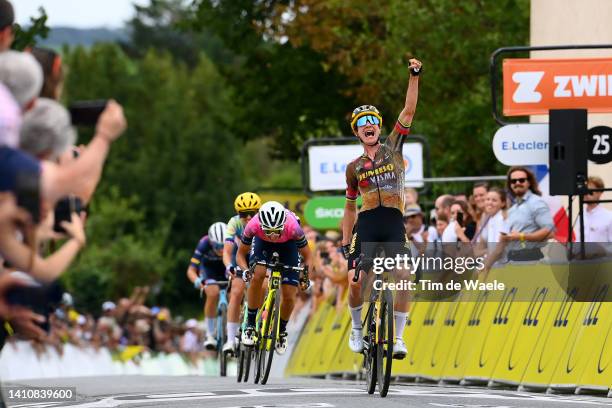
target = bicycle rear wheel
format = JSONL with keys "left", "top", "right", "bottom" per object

{"left": 219, "top": 305, "right": 228, "bottom": 377}
{"left": 363, "top": 303, "right": 377, "bottom": 394}
{"left": 376, "top": 289, "right": 394, "bottom": 397}
{"left": 260, "top": 291, "right": 280, "bottom": 385}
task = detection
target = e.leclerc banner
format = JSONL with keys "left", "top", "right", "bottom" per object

{"left": 308, "top": 142, "right": 423, "bottom": 191}
{"left": 503, "top": 57, "right": 612, "bottom": 116}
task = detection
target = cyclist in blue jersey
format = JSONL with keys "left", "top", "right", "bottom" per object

{"left": 222, "top": 192, "right": 262, "bottom": 353}
{"left": 186, "top": 222, "right": 228, "bottom": 350}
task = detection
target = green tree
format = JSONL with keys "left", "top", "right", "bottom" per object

{"left": 62, "top": 43, "right": 246, "bottom": 309}
{"left": 11, "top": 7, "right": 49, "bottom": 50}
{"left": 190, "top": 0, "right": 352, "bottom": 158}
{"left": 258, "top": 0, "right": 530, "bottom": 180}
{"left": 63, "top": 188, "right": 173, "bottom": 313}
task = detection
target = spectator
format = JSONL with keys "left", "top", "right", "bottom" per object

{"left": 0, "top": 0, "right": 14, "bottom": 52}
{"left": 474, "top": 187, "right": 509, "bottom": 257}
{"left": 481, "top": 187, "right": 509, "bottom": 244}
{"left": 452, "top": 200, "right": 477, "bottom": 243}
{"left": 484, "top": 167, "right": 554, "bottom": 268}
{"left": 575, "top": 176, "right": 612, "bottom": 242}
{"left": 471, "top": 182, "right": 489, "bottom": 226}
{"left": 435, "top": 214, "right": 449, "bottom": 241}
{"left": 404, "top": 204, "right": 427, "bottom": 242}
{"left": 0, "top": 50, "right": 43, "bottom": 110}
{"left": 30, "top": 47, "right": 64, "bottom": 100}
{"left": 435, "top": 194, "right": 454, "bottom": 220}
{"left": 19, "top": 98, "right": 77, "bottom": 160}
{"left": 404, "top": 187, "right": 419, "bottom": 209}
{"left": 574, "top": 176, "right": 612, "bottom": 256}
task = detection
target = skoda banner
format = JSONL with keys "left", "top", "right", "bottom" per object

{"left": 308, "top": 142, "right": 424, "bottom": 191}
{"left": 304, "top": 196, "right": 362, "bottom": 230}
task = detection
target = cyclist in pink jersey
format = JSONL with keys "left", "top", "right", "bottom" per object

{"left": 236, "top": 201, "right": 313, "bottom": 354}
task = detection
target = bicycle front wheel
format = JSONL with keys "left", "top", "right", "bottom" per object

{"left": 376, "top": 289, "right": 394, "bottom": 397}
{"left": 260, "top": 291, "right": 280, "bottom": 385}
{"left": 254, "top": 310, "right": 265, "bottom": 384}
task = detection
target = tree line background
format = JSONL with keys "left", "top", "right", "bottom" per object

{"left": 20, "top": 0, "right": 529, "bottom": 315}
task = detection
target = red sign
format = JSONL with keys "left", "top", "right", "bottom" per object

{"left": 503, "top": 57, "right": 612, "bottom": 116}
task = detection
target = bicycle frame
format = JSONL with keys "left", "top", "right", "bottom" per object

{"left": 257, "top": 268, "right": 282, "bottom": 350}
{"left": 371, "top": 271, "right": 395, "bottom": 346}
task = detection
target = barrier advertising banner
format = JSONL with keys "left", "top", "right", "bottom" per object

{"left": 503, "top": 57, "right": 612, "bottom": 116}
{"left": 308, "top": 142, "right": 423, "bottom": 191}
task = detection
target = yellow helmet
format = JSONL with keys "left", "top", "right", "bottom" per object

{"left": 350, "top": 105, "right": 383, "bottom": 130}
{"left": 234, "top": 192, "right": 262, "bottom": 212}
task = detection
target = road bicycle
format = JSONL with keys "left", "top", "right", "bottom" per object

{"left": 354, "top": 255, "right": 395, "bottom": 397}
{"left": 201, "top": 280, "right": 231, "bottom": 377}
{"left": 236, "top": 297, "right": 252, "bottom": 382}
{"left": 250, "top": 253, "right": 306, "bottom": 385}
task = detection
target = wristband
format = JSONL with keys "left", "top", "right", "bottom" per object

{"left": 410, "top": 66, "right": 421, "bottom": 76}
{"left": 194, "top": 276, "right": 203, "bottom": 289}
{"left": 519, "top": 233, "right": 525, "bottom": 242}
{"left": 342, "top": 244, "right": 351, "bottom": 260}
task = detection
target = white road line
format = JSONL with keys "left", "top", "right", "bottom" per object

{"left": 11, "top": 387, "right": 612, "bottom": 408}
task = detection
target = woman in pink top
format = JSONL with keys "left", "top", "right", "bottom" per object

{"left": 236, "top": 201, "right": 313, "bottom": 355}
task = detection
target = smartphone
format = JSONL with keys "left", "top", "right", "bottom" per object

{"left": 53, "top": 195, "right": 83, "bottom": 233}
{"left": 15, "top": 170, "right": 41, "bottom": 224}
{"left": 68, "top": 100, "right": 108, "bottom": 126}
{"left": 456, "top": 212, "right": 464, "bottom": 227}
{"left": 6, "top": 284, "right": 50, "bottom": 332}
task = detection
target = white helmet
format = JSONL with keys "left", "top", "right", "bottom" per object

{"left": 259, "top": 201, "right": 287, "bottom": 231}
{"left": 208, "top": 222, "right": 228, "bottom": 245}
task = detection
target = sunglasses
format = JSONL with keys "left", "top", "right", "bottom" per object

{"left": 510, "top": 178, "right": 528, "bottom": 185}
{"left": 263, "top": 227, "right": 283, "bottom": 237}
{"left": 239, "top": 210, "right": 258, "bottom": 218}
{"left": 355, "top": 115, "right": 380, "bottom": 127}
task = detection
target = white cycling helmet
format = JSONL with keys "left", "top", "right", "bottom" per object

{"left": 208, "top": 222, "right": 228, "bottom": 245}
{"left": 259, "top": 201, "right": 287, "bottom": 231}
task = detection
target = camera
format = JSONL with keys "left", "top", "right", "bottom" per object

{"left": 68, "top": 100, "right": 108, "bottom": 126}
{"left": 53, "top": 195, "right": 84, "bottom": 233}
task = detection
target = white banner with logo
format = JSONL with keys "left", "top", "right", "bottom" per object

{"left": 308, "top": 143, "right": 424, "bottom": 191}
{"left": 492, "top": 124, "right": 549, "bottom": 166}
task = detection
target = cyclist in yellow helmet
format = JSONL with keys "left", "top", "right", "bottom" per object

{"left": 221, "top": 192, "right": 262, "bottom": 353}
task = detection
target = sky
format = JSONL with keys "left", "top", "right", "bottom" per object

{"left": 15, "top": 0, "right": 149, "bottom": 28}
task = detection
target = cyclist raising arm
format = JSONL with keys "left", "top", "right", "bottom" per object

{"left": 342, "top": 58, "right": 422, "bottom": 359}
{"left": 236, "top": 201, "right": 313, "bottom": 354}
{"left": 221, "top": 192, "right": 261, "bottom": 353}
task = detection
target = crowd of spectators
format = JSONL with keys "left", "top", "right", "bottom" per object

{"left": 2, "top": 285, "right": 216, "bottom": 366}
{"left": 0, "top": 0, "right": 130, "bottom": 375}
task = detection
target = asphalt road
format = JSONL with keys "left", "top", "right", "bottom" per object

{"left": 4, "top": 376, "right": 612, "bottom": 408}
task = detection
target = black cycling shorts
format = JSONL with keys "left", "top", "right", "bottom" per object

{"left": 347, "top": 206, "right": 411, "bottom": 272}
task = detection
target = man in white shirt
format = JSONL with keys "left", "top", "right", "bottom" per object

{"left": 575, "top": 176, "right": 612, "bottom": 243}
